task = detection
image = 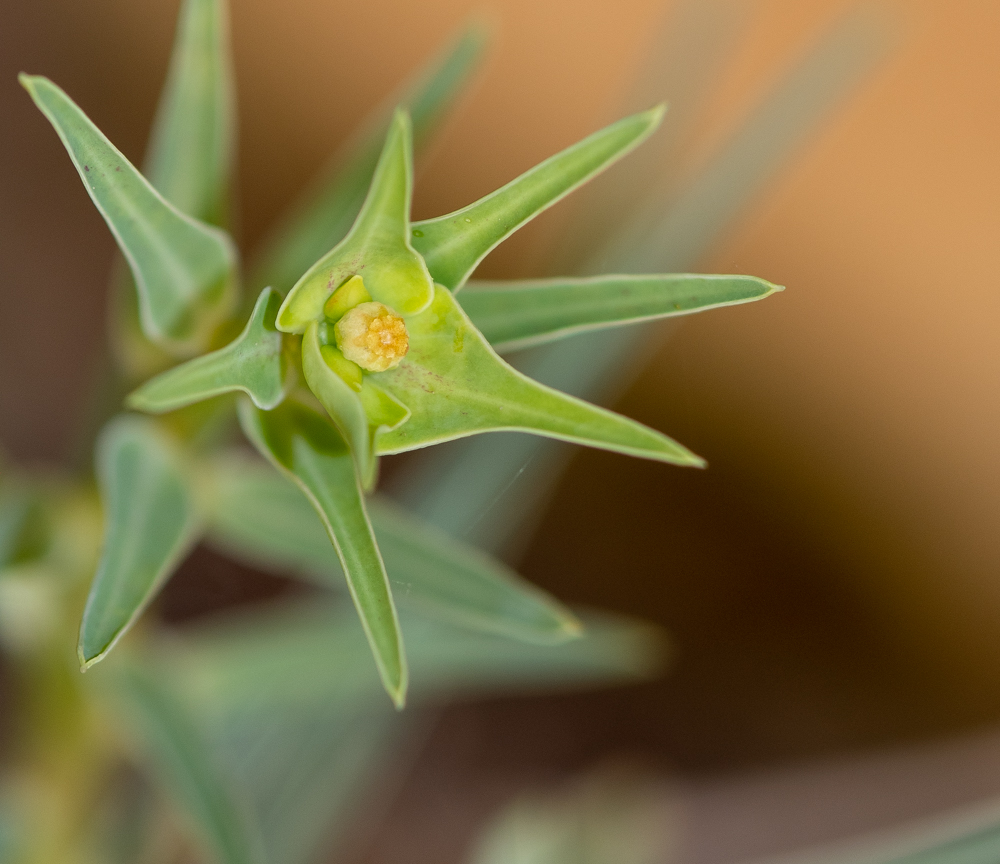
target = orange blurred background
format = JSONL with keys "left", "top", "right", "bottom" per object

{"left": 3, "top": 0, "right": 1000, "bottom": 859}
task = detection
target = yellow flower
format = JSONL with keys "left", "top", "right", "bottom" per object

{"left": 334, "top": 300, "right": 409, "bottom": 372}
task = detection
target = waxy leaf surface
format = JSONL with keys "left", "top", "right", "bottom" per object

{"left": 277, "top": 111, "right": 433, "bottom": 331}
{"left": 112, "top": 665, "right": 266, "bottom": 864}
{"left": 249, "top": 23, "right": 487, "bottom": 294}
{"left": 374, "top": 287, "right": 704, "bottom": 466}
{"left": 237, "top": 399, "right": 407, "bottom": 706}
{"left": 20, "top": 75, "right": 237, "bottom": 353}
{"left": 79, "top": 417, "right": 199, "bottom": 668}
{"left": 462, "top": 273, "right": 782, "bottom": 353}
{"left": 411, "top": 106, "right": 664, "bottom": 291}
{"left": 144, "top": 0, "right": 235, "bottom": 226}
{"left": 128, "top": 288, "right": 288, "bottom": 413}
{"left": 205, "top": 456, "right": 581, "bottom": 644}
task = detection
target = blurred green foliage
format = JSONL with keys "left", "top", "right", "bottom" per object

{"left": 6, "top": 1, "right": 985, "bottom": 863}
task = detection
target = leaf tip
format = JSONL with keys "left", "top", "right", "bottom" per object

{"left": 558, "top": 613, "right": 586, "bottom": 640}
{"left": 391, "top": 105, "right": 412, "bottom": 137}
{"left": 123, "top": 390, "right": 148, "bottom": 412}
{"left": 645, "top": 102, "right": 668, "bottom": 128}
{"left": 390, "top": 679, "right": 408, "bottom": 711}
{"left": 460, "top": 14, "right": 496, "bottom": 48}
{"left": 666, "top": 442, "right": 707, "bottom": 469}
{"left": 384, "top": 647, "right": 409, "bottom": 710}
{"left": 77, "top": 642, "right": 103, "bottom": 672}
{"left": 661, "top": 441, "right": 707, "bottom": 469}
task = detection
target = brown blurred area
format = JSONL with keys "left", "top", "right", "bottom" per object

{"left": 3, "top": 0, "right": 1000, "bottom": 860}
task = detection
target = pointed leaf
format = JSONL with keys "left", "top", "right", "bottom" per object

{"left": 373, "top": 287, "right": 703, "bottom": 466}
{"left": 411, "top": 106, "right": 665, "bottom": 291}
{"left": 248, "top": 22, "right": 488, "bottom": 294}
{"left": 20, "top": 75, "right": 238, "bottom": 353}
{"left": 204, "top": 455, "right": 582, "bottom": 644}
{"left": 144, "top": 0, "right": 236, "bottom": 226}
{"left": 236, "top": 398, "right": 407, "bottom": 706}
{"left": 79, "top": 417, "right": 199, "bottom": 668}
{"left": 277, "top": 111, "right": 433, "bottom": 331}
{"left": 462, "top": 273, "right": 783, "bottom": 353}
{"left": 398, "top": 6, "right": 889, "bottom": 560}
{"left": 127, "top": 288, "right": 289, "bottom": 413}
{"left": 110, "top": 664, "right": 266, "bottom": 864}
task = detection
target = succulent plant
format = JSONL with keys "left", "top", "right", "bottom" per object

{"left": 19, "top": 0, "right": 777, "bottom": 709}
{"left": 18, "top": 3, "right": 991, "bottom": 864}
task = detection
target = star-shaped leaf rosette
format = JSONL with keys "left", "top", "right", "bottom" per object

{"left": 20, "top": 2, "right": 780, "bottom": 707}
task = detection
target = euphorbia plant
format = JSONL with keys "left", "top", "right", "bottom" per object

{"left": 17, "top": 0, "right": 779, "bottom": 710}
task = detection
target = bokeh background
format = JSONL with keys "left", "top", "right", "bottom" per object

{"left": 3, "top": 0, "right": 1000, "bottom": 861}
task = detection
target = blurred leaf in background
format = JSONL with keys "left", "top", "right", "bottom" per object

{"left": 392, "top": 0, "right": 891, "bottom": 559}
{"left": 8, "top": 2, "right": 966, "bottom": 864}
{"left": 750, "top": 798, "right": 1000, "bottom": 864}
{"left": 99, "top": 601, "right": 665, "bottom": 864}
{"left": 468, "top": 763, "right": 679, "bottom": 864}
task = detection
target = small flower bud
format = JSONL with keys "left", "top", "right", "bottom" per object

{"left": 334, "top": 302, "right": 409, "bottom": 372}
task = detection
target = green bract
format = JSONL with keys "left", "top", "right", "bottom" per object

{"left": 127, "top": 287, "right": 291, "bottom": 413}
{"left": 277, "top": 111, "right": 434, "bottom": 328}
{"left": 21, "top": 0, "right": 781, "bottom": 707}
